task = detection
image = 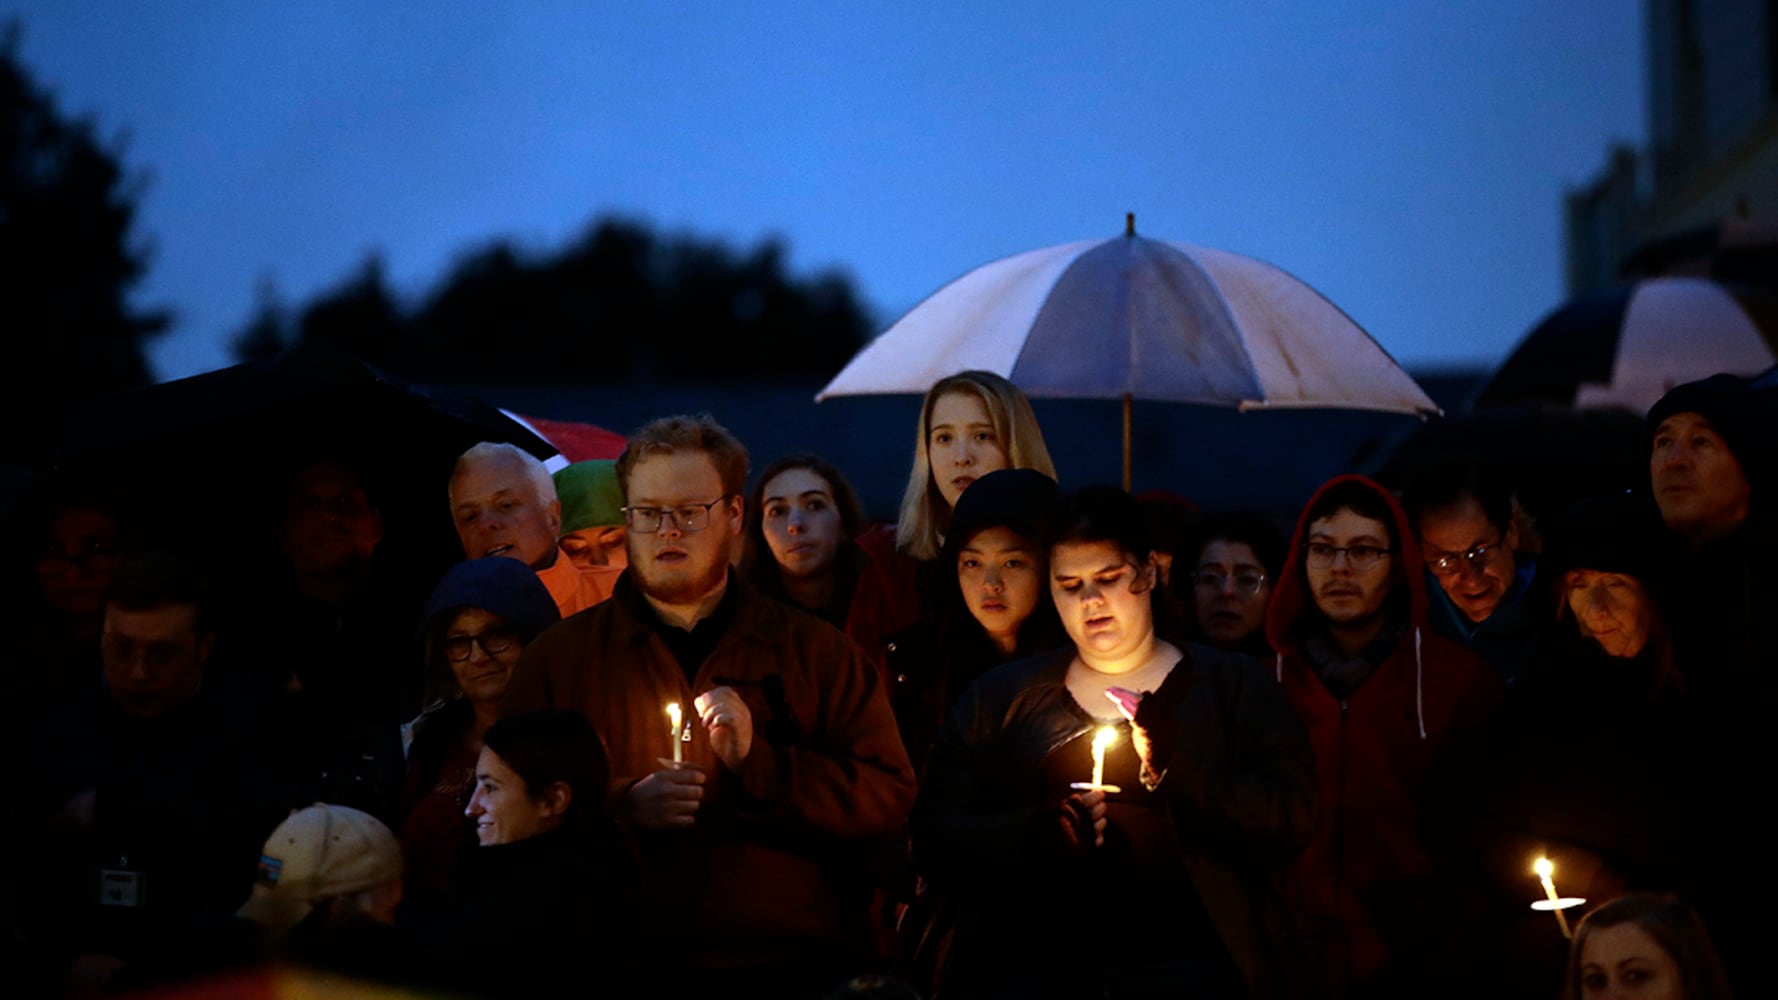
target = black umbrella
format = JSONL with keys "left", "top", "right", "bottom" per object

{"left": 1471, "top": 278, "right": 1778, "bottom": 414}
{"left": 50, "top": 343, "right": 559, "bottom": 571}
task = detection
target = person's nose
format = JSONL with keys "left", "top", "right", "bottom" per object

{"left": 982, "top": 565, "right": 1004, "bottom": 594}
{"left": 127, "top": 654, "right": 152, "bottom": 685}
{"left": 656, "top": 511, "right": 685, "bottom": 540}
{"left": 786, "top": 509, "right": 805, "bottom": 535}
{"left": 465, "top": 638, "right": 490, "bottom": 663}
{"left": 464, "top": 790, "right": 485, "bottom": 819}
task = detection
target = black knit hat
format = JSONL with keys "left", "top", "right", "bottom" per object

{"left": 1540, "top": 490, "right": 1668, "bottom": 583}
{"left": 1646, "top": 373, "right": 1777, "bottom": 497}
{"left": 943, "top": 468, "right": 1062, "bottom": 557}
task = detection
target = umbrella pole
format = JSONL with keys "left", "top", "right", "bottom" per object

{"left": 1122, "top": 393, "right": 1132, "bottom": 492}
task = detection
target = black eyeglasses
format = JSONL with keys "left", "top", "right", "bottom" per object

{"left": 1425, "top": 536, "right": 1503, "bottom": 577}
{"left": 1304, "top": 542, "right": 1392, "bottom": 571}
{"left": 621, "top": 497, "right": 732, "bottom": 534}
{"left": 443, "top": 626, "right": 519, "bottom": 662}
{"left": 1192, "top": 569, "right": 1268, "bottom": 596}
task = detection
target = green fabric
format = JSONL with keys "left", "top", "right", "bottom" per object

{"left": 554, "top": 460, "right": 624, "bottom": 534}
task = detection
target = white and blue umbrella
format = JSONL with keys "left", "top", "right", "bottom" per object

{"left": 818, "top": 216, "right": 1437, "bottom": 485}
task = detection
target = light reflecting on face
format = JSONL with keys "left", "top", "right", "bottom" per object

{"left": 445, "top": 607, "right": 522, "bottom": 706}
{"left": 928, "top": 392, "right": 1009, "bottom": 510}
{"left": 36, "top": 507, "right": 123, "bottom": 619}
{"left": 760, "top": 467, "right": 843, "bottom": 581}
{"left": 1651, "top": 412, "right": 1751, "bottom": 543}
{"left": 465, "top": 745, "right": 561, "bottom": 846}
{"left": 1579, "top": 922, "right": 1681, "bottom": 999}
{"left": 1418, "top": 496, "right": 1516, "bottom": 624}
{"left": 450, "top": 454, "right": 562, "bottom": 569}
{"left": 1564, "top": 569, "right": 1653, "bottom": 658}
{"left": 624, "top": 451, "right": 739, "bottom": 607}
{"left": 281, "top": 462, "right": 382, "bottom": 577}
{"left": 957, "top": 526, "right": 1043, "bottom": 649}
{"left": 1305, "top": 509, "right": 1394, "bottom": 628}
{"left": 1050, "top": 539, "right": 1156, "bottom": 665}
{"left": 1192, "top": 539, "right": 1271, "bottom": 646}
{"left": 560, "top": 527, "right": 627, "bottom": 570}
{"left": 101, "top": 603, "right": 211, "bottom": 719}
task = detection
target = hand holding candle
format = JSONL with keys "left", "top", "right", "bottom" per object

{"left": 1530, "top": 856, "right": 1585, "bottom": 940}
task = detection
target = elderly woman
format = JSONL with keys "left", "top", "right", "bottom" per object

{"left": 846, "top": 370, "right": 1057, "bottom": 681}
{"left": 743, "top": 453, "right": 870, "bottom": 628}
{"left": 910, "top": 487, "right": 1316, "bottom": 999}
{"left": 397, "top": 558, "right": 560, "bottom": 911}
{"left": 1479, "top": 493, "right": 1694, "bottom": 994}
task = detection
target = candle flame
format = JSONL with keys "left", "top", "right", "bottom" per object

{"left": 1534, "top": 857, "right": 1553, "bottom": 879}
{"left": 667, "top": 702, "right": 682, "bottom": 729}
{"left": 1094, "top": 726, "right": 1117, "bottom": 752}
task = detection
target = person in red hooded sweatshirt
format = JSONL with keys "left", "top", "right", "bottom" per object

{"left": 1264, "top": 475, "right": 1502, "bottom": 997}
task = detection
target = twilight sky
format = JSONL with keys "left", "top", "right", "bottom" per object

{"left": 5, "top": 2, "right": 1644, "bottom": 382}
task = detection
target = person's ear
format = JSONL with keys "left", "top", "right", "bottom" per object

{"left": 538, "top": 780, "right": 573, "bottom": 819}
{"left": 547, "top": 499, "right": 562, "bottom": 536}
{"left": 1132, "top": 553, "right": 1159, "bottom": 595}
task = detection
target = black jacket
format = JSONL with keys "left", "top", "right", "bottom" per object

{"left": 910, "top": 645, "right": 1318, "bottom": 999}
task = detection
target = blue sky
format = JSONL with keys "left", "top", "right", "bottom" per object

{"left": 6, "top": 2, "right": 1644, "bottom": 381}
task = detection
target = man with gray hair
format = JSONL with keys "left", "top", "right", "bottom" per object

{"left": 448, "top": 442, "right": 618, "bottom": 617}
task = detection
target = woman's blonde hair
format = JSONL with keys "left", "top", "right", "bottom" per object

{"left": 895, "top": 371, "right": 1055, "bottom": 561}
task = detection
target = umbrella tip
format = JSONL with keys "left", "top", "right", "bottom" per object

{"left": 1125, "top": 212, "right": 1135, "bottom": 237}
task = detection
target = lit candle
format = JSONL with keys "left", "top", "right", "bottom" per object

{"left": 666, "top": 702, "right": 683, "bottom": 764}
{"left": 1091, "top": 726, "right": 1115, "bottom": 788}
{"left": 1532, "top": 856, "right": 1581, "bottom": 940}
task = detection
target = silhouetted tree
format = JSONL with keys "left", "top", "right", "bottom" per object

{"left": 1, "top": 25, "right": 166, "bottom": 464}
{"left": 233, "top": 215, "right": 874, "bottom": 382}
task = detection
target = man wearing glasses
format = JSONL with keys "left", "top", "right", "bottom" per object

{"left": 1263, "top": 475, "right": 1500, "bottom": 996}
{"left": 502, "top": 415, "right": 915, "bottom": 994}
{"left": 1401, "top": 462, "right": 1536, "bottom": 681}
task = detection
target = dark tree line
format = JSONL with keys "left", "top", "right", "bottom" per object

{"left": 233, "top": 218, "right": 877, "bottom": 383}
{"left": 1, "top": 26, "right": 166, "bottom": 466}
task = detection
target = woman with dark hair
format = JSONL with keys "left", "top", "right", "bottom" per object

{"left": 910, "top": 486, "right": 1317, "bottom": 999}
{"left": 1565, "top": 894, "right": 1734, "bottom": 1000}
{"left": 397, "top": 558, "right": 560, "bottom": 912}
{"left": 743, "top": 453, "right": 870, "bottom": 627}
{"left": 891, "top": 468, "right": 1068, "bottom": 774}
{"left": 438, "top": 709, "right": 633, "bottom": 995}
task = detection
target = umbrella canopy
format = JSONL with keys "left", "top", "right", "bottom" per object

{"left": 1471, "top": 278, "right": 1778, "bottom": 414}
{"left": 819, "top": 220, "right": 1438, "bottom": 417}
{"left": 49, "top": 343, "right": 560, "bottom": 572}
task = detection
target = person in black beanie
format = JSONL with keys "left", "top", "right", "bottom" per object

{"left": 1644, "top": 373, "right": 1778, "bottom": 995}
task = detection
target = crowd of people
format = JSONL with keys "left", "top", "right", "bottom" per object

{"left": 4, "top": 366, "right": 1767, "bottom": 998}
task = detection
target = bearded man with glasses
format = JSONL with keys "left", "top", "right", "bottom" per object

{"left": 1264, "top": 475, "right": 1502, "bottom": 996}
{"left": 502, "top": 415, "right": 915, "bottom": 994}
{"left": 1401, "top": 461, "right": 1537, "bottom": 682}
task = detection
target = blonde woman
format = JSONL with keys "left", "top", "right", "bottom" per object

{"left": 846, "top": 371, "right": 1056, "bottom": 680}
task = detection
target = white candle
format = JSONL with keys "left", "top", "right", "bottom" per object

{"left": 1534, "top": 856, "right": 1575, "bottom": 940}
{"left": 1091, "top": 726, "right": 1116, "bottom": 789}
{"left": 666, "top": 702, "right": 683, "bottom": 764}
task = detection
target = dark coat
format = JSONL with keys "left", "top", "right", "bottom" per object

{"left": 910, "top": 645, "right": 1318, "bottom": 999}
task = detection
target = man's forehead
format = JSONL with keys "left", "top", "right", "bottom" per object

{"left": 1308, "top": 508, "right": 1390, "bottom": 539}
{"left": 105, "top": 602, "right": 200, "bottom": 636}
{"left": 627, "top": 449, "right": 722, "bottom": 495}
{"left": 452, "top": 456, "right": 538, "bottom": 499}
{"left": 1655, "top": 411, "right": 1721, "bottom": 436}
